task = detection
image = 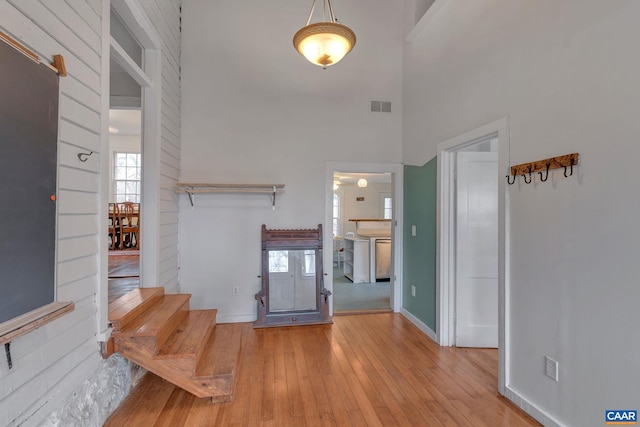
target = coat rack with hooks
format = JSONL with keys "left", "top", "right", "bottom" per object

{"left": 506, "top": 153, "right": 579, "bottom": 185}
{"left": 176, "top": 183, "right": 285, "bottom": 208}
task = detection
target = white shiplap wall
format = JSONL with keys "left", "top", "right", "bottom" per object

{"left": 0, "top": 0, "right": 181, "bottom": 425}
{"left": 139, "top": 0, "right": 181, "bottom": 292}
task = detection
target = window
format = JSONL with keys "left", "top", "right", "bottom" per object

{"left": 380, "top": 193, "right": 392, "bottom": 219}
{"left": 114, "top": 152, "right": 141, "bottom": 203}
{"left": 383, "top": 197, "right": 392, "bottom": 219}
{"left": 333, "top": 193, "right": 340, "bottom": 237}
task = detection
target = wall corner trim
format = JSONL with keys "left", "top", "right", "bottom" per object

{"left": 400, "top": 307, "right": 438, "bottom": 343}
{"left": 503, "top": 386, "right": 564, "bottom": 427}
{"left": 406, "top": 0, "right": 449, "bottom": 43}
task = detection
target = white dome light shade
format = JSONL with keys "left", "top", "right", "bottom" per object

{"left": 294, "top": 22, "right": 356, "bottom": 69}
{"left": 357, "top": 178, "right": 368, "bottom": 188}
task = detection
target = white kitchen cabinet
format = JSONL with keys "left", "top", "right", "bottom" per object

{"left": 343, "top": 237, "right": 370, "bottom": 283}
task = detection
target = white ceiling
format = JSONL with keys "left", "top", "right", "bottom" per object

{"left": 334, "top": 172, "right": 391, "bottom": 185}
{"left": 109, "top": 109, "right": 141, "bottom": 135}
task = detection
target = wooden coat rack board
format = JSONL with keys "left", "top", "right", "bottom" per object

{"left": 0, "top": 31, "right": 66, "bottom": 76}
{"left": 507, "top": 153, "right": 579, "bottom": 184}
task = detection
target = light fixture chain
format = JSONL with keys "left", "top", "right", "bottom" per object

{"left": 306, "top": 0, "right": 317, "bottom": 26}
{"left": 327, "top": 0, "right": 337, "bottom": 23}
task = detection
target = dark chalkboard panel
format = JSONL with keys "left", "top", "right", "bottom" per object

{"left": 0, "top": 40, "right": 58, "bottom": 324}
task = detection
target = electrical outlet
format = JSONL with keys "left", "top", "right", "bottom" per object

{"left": 411, "top": 285, "right": 416, "bottom": 297}
{"left": 411, "top": 225, "right": 417, "bottom": 236}
{"left": 545, "top": 356, "right": 558, "bottom": 382}
{"left": 232, "top": 286, "right": 240, "bottom": 296}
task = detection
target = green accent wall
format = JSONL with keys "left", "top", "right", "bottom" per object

{"left": 403, "top": 158, "right": 437, "bottom": 330}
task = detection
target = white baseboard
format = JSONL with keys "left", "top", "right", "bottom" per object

{"left": 216, "top": 314, "right": 256, "bottom": 324}
{"left": 503, "top": 385, "right": 563, "bottom": 427}
{"left": 400, "top": 307, "right": 438, "bottom": 343}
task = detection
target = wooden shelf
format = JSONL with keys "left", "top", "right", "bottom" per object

{"left": 176, "top": 183, "right": 285, "bottom": 207}
{"left": 0, "top": 301, "right": 74, "bottom": 346}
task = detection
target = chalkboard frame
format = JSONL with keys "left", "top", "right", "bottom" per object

{"left": 0, "top": 33, "right": 69, "bottom": 332}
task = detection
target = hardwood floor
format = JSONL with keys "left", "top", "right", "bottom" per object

{"left": 106, "top": 313, "right": 539, "bottom": 426}
{"left": 108, "top": 252, "right": 140, "bottom": 303}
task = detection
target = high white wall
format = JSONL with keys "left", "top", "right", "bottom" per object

{"left": 0, "top": 1, "right": 181, "bottom": 425}
{"left": 179, "top": 0, "right": 404, "bottom": 322}
{"left": 403, "top": 0, "right": 640, "bottom": 425}
{"left": 138, "top": 0, "right": 182, "bottom": 292}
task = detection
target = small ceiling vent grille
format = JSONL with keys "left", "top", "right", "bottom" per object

{"left": 370, "top": 100, "right": 392, "bottom": 113}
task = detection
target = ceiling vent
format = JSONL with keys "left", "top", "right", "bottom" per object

{"left": 370, "top": 100, "right": 391, "bottom": 113}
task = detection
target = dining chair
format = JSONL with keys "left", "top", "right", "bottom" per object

{"left": 118, "top": 202, "right": 140, "bottom": 250}
{"left": 108, "top": 203, "right": 120, "bottom": 250}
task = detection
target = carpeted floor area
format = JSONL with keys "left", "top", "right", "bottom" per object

{"left": 332, "top": 267, "right": 391, "bottom": 312}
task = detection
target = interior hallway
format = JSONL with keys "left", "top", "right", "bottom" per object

{"left": 105, "top": 313, "right": 540, "bottom": 426}
{"left": 108, "top": 252, "right": 140, "bottom": 303}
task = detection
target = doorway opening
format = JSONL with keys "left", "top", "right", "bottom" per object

{"left": 333, "top": 172, "right": 393, "bottom": 313}
{"left": 437, "top": 117, "right": 509, "bottom": 394}
{"left": 98, "top": 0, "right": 163, "bottom": 340}
{"left": 108, "top": 109, "right": 141, "bottom": 302}
{"left": 107, "top": 7, "right": 143, "bottom": 303}
{"left": 325, "top": 162, "right": 403, "bottom": 316}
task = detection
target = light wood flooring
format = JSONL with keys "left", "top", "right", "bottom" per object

{"left": 108, "top": 252, "right": 140, "bottom": 303}
{"left": 105, "top": 313, "right": 540, "bottom": 426}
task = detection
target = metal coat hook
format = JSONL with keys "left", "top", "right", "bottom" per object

{"left": 5, "top": 342, "right": 12, "bottom": 369}
{"left": 77, "top": 151, "right": 94, "bottom": 162}
{"left": 272, "top": 186, "right": 277, "bottom": 210}
{"left": 563, "top": 157, "right": 574, "bottom": 177}
{"left": 538, "top": 163, "right": 550, "bottom": 182}
{"left": 522, "top": 165, "right": 532, "bottom": 184}
{"left": 506, "top": 174, "right": 516, "bottom": 185}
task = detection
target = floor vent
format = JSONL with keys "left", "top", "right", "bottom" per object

{"left": 370, "top": 100, "right": 392, "bottom": 113}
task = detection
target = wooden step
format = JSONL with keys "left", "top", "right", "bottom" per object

{"left": 109, "top": 288, "right": 242, "bottom": 402}
{"left": 115, "top": 294, "right": 190, "bottom": 353}
{"left": 157, "top": 310, "right": 217, "bottom": 363}
{"left": 108, "top": 287, "right": 165, "bottom": 331}
{"left": 194, "top": 323, "right": 244, "bottom": 402}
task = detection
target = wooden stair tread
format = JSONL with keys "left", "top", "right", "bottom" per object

{"left": 116, "top": 294, "right": 190, "bottom": 337}
{"left": 108, "top": 287, "right": 164, "bottom": 330}
{"left": 157, "top": 309, "right": 217, "bottom": 359}
{"left": 195, "top": 323, "right": 243, "bottom": 378}
{"left": 110, "top": 288, "right": 242, "bottom": 402}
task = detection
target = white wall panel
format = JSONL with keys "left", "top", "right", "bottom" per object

{"left": 8, "top": 0, "right": 101, "bottom": 72}
{"left": 58, "top": 214, "right": 98, "bottom": 239}
{"left": 59, "top": 119, "right": 100, "bottom": 150}
{"left": 403, "top": 0, "right": 640, "bottom": 425}
{"left": 0, "top": 0, "right": 105, "bottom": 423}
{"left": 179, "top": 0, "right": 403, "bottom": 321}
{"left": 138, "top": 0, "right": 181, "bottom": 293}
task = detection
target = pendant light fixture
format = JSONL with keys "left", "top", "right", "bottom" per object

{"left": 293, "top": 0, "right": 356, "bottom": 69}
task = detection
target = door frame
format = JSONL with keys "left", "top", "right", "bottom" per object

{"left": 98, "top": 0, "right": 162, "bottom": 341}
{"left": 436, "top": 117, "right": 510, "bottom": 394}
{"left": 325, "top": 162, "right": 403, "bottom": 314}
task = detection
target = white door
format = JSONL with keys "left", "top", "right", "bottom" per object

{"left": 455, "top": 151, "right": 498, "bottom": 347}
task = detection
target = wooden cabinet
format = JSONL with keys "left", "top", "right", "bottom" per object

{"left": 343, "top": 237, "right": 370, "bottom": 283}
